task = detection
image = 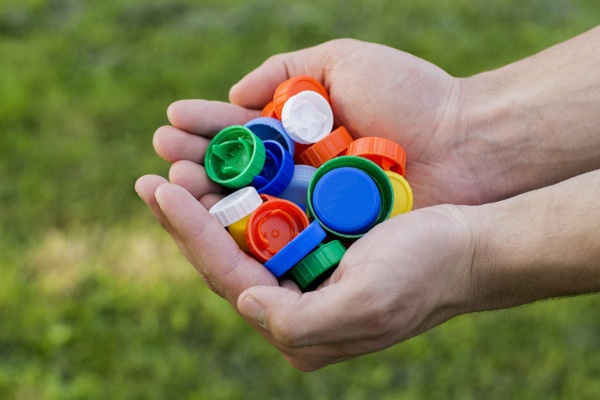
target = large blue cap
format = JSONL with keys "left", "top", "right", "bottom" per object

{"left": 264, "top": 221, "right": 326, "bottom": 277}
{"left": 245, "top": 117, "right": 295, "bottom": 157}
{"left": 251, "top": 140, "right": 294, "bottom": 197}
{"left": 312, "top": 167, "right": 381, "bottom": 235}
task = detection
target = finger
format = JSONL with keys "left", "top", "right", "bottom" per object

{"left": 154, "top": 183, "right": 278, "bottom": 304}
{"left": 229, "top": 42, "right": 333, "bottom": 109}
{"left": 167, "top": 99, "right": 259, "bottom": 136}
{"left": 168, "top": 160, "right": 224, "bottom": 201}
{"left": 134, "top": 174, "right": 173, "bottom": 230}
{"left": 153, "top": 125, "right": 210, "bottom": 163}
{"left": 134, "top": 175, "right": 196, "bottom": 264}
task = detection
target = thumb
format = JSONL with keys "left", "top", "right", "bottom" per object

{"left": 228, "top": 42, "right": 333, "bottom": 110}
{"left": 237, "top": 282, "right": 367, "bottom": 348}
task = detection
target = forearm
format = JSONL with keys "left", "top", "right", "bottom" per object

{"left": 461, "top": 25, "right": 600, "bottom": 200}
{"left": 466, "top": 169, "right": 600, "bottom": 311}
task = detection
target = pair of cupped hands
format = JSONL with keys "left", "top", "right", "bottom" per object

{"left": 134, "top": 39, "right": 533, "bottom": 371}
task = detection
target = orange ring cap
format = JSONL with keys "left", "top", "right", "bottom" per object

{"left": 272, "top": 75, "right": 330, "bottom": 120}
{"left": 260, "top": 101, "right": 278, "bottom": 118}
{"left": 245, "top": 198, "right": 309, "bottom": 263}
{"left": 293, "top": 142, "right": 312, "bottom": 164}
{"left": 297, "top": 126, "right": 354, "bottom": 168}
{"left": 346, "top": 137, "right": 407, "bottom": 176}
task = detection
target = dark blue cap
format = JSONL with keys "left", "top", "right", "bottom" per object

{"left": 251, "top": 140, "right": 294, "bottom": 197}
{"left": 245, "top": 117, "right": 296, "bottom": 157}
{"left": 264, "top": 221, "right": 326, "bottom": 277}
{"left": 312, "top": 167, "right": 381, "bottom": 235}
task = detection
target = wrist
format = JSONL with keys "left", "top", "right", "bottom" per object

{"left": 457, "top": 26, "right": 600, "bottom": 202}
{"left": 465, "top": 170, "right": 600, "bottom": 311}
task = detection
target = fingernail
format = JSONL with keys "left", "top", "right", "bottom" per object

{"left": 239, "top": 295, "right": 266, "bottom": 328}
{"left": 136, "top": 190, "right": 145, "bottom": 202}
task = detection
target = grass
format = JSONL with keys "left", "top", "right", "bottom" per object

{"left": 1, "top": 0, "right": 600, "bottom": 398}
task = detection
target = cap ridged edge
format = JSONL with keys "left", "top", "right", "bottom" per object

{"left": 289, "top": 240, "right": 346, "bottom": 291}
{"left": 209, "top": 187, "right": 263, "bottom": 227}
{"left": 263, "top": 221, "right": 326, "bottom": 277}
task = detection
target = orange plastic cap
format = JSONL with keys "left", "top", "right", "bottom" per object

{"left": 260, "top": 101, "right": 278, "bottom": 118}
{"left": 245, "top": 198, "right": 309, "bottom": 262}
{"left": 346, "top": 137, "right": 407, "bottom": 175}
{"left": 297, "top": 126, "right": 354, "bottom": 168}
{"left": 272, "top": 75, "right": 330, "bottom": 119}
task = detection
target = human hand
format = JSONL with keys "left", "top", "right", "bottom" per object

{"left": 152, "top": 39, "right": 490, "bottom": 209}
{"left": 134, "top": 174, "right": 476, "bottom": 370}
{"left": 236, "top": 204, "right": 476, "bottom": 371}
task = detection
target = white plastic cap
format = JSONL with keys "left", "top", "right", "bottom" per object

{"left": 281, "top": 91, "right": 334, "bottom": 145}
{"left": 208, "top": 186, "right": 263, "bottom": 227}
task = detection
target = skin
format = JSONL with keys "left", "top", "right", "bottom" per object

{"left": 135, "top": 25, "right": 600, "bottom": 371}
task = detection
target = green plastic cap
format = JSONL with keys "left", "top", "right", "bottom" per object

{"left": 306, "top": 156, "right": 394, "bottom": 239}
{"left": 289, "top": 240, "right": 346, "bottom": 291}
{"left": 205, "top": 125, "right": 266, "bottom": 189}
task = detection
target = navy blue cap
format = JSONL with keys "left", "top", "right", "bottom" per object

{"left": 312, "top": 167, "right": 381, "bottom": 235}
{"left": 264, "top": 221, "right": 326, "bottom": 277}
{"left": 245, "top": 117, "right": 296, "bottom": 157}
{"left": 251, "top": 140, "right": 294, "bottom": 197}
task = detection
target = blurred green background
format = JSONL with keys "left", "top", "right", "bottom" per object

{"left": 1, "top": 0, "right": 599, "bottom": 398}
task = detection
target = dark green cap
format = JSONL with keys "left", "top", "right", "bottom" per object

{"left": 289, "top": 240, "right": 346, "bottom": 291}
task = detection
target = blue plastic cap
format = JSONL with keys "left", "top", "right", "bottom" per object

{"left": 312, "top": 167, "right": 381, "bottom": 235}
{"left": 264, "top": 221, "right": 326, "bottom": 277}
{"left": 251, "top": 140, "right": 294, "bottom": 197}
{"left": 245, "top": 117, "right": 296, "bottom": 157}
{"left": 277, "top": 164, "right": 317, "bottom": 210}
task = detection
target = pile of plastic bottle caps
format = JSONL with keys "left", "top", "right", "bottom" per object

{"left": 205, "top": 76, "right": 413, "bottom": 291}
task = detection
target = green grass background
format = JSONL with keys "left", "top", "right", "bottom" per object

{"left": 1, "top": 0, "right": 600, "bottom": 398}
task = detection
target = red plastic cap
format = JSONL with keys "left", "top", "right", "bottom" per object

{"left": 245, "top": 198, "right": 309, "bottom": 262}
{"left": 272, "top": 76, "right": 331, "bottom": 120}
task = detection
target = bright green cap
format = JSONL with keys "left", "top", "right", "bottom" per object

{"left": 289, "top": 240, "right": 346, "bottom": 291}
{"left": 205, "top": 125, "right": 266, "bottom": 188}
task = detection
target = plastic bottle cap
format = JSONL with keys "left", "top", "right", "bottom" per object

{"left": 297, "top": 126, "right": 354, "bottom": 168}
{"left": 281, "top": 91, "right": 334, "bottom": 145}
{"left": 204, "top": 125, "right": 266, "bottom": 188}
{"left": 228, "top": 214, "right": 250, "bottom": 252}
{"left": 312, "top": 167, "right": 381, "bottom": 235}
{"left": 260, "top": 101, "right": 278, "bottom": 118}
{"left": 306, "top": 156, "right": 394, "bottom": 239}
{"left": 251, "top": 140, "right": 294, "bottom": 197}
{"left": 277, "top": 164, "right": 317, "bottom": 210}
{"left": 264, "top": 221, "right": 326, "bottom": 277}
{"left": 245, "top": 116, "right": 295, "bottom": 157}
{"left": 289, "top": 240, "right": 346, "bottom": 291}
{"left": 346, "top": 137, "right": 407, "bottom": 176}
{"left": 246, "top": 198, "right": 309, "bottom": 263}
{"left": 385, "top": 171, "right": 413, "bottom": 216}
{"left": 272, "top": 75, "right": 331, "bottom": 119}
{"left": 293, "top": 142, "right": 312, "bottom": 164}
{"left": 208, "top": 186, "right": 263, "bottom": 227}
